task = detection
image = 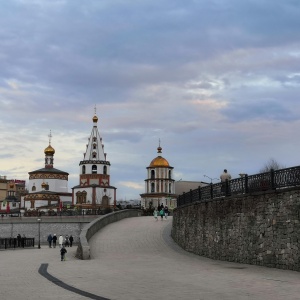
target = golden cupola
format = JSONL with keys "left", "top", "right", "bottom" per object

{"left": 44, "top": 144, "right": 55, "bottom": 155}
{"left": 93, "top": 115, "right": 98, "bottom": 123}
{"left": 149, "top": 145, "right": 169, "bottom": 167}
{"left": 41, "top": 182, "right": 47, "bottom": 189}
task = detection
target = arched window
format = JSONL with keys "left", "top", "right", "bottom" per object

{"left": 169, "top": 170, "right": 172, "bottom": 179}
{"left": 92, "top": 152, "right": 97, "bottom": 159}
{"left": 103, "top": 165, "right": 107, "bottom": 175}
{"left": 93, "top": 144, "right": 97, "bottom": 149}
{"left": 82, "top": 165, "right": 86, "bottom": 174}
{"left": 92, "top": 165, "right": 97, "bottom": 174}
{"left": 32, "top": 185, "right": 36, "bottom": 191}
{"left": 102, "top": 195, "right": 109, "bottom": 207}
{"left": 82, "top": 191, "right": 87, "bottom": 203}
{"left": 151, "top": 170, "right": 155, "bottom": 179}
{"left": 76, "top": 191, "right": 82, "bottom": 204}
{"left": 151, "top": 183, "right": 155, "bottom": 193}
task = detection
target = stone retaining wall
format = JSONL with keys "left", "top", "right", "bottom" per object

{"left": 172, "top": 188, "right": 300, "bottom": 271}
{"left": 0, "top": 217, "right": 97, "bottom": 245}
{"left": 76, "top": 209, "right": 142, "bottom": 260}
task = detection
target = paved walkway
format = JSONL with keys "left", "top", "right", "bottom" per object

{"left": 1, "top": 216, "right": 300, "bottom": 300}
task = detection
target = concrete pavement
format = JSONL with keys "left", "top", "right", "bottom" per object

{"left": 1, "top": 216, "right": 300, "bottom": 300}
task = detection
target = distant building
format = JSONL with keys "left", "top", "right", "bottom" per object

{"left": 72, "top": 112, "right": 117, "bottom": 210}
{"left": 21, "top": 132, "right": 72, "bottom": 213}
{"left": 175, "top": 180, "right": 208, "bottom": 197}
{"left": 140, "top": 143, "right": 176, "bottom": 209}
{"left": 0, "top": 178, "right": 24, "bottom": 215}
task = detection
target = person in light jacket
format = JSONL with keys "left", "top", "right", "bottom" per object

{"left": 58, "top": 235, "right": 64, "bottom": 248}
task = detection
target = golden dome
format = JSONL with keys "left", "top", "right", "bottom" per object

{"left": 41, "top": 182, "right": 47, "bottom": 188}
{"left": 93, "top": 115, "right": 98, "bottom": 123}
{"left": 149, "top": 156, "right": 169, "bottom": 167}
{"left": 44, "top": 144, "right": 55, "bottom": 155}
{"left": 149, "top": 142, "right": 169, "bottom": 167}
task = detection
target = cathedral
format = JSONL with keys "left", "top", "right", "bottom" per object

{"left": 72, "top": 113, "right": 117, "bottom": 210}
{"left": 140, "top": 143, "right": 176, "bottom": 209}
{"left": 21, "top": 132, "right": 72, "bottom": 213}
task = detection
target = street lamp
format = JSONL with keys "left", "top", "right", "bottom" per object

{"left": 37, "top": 218, "right": 41, "bottom": 249}
{"left": 203, "top": 175, "right": 219, "bottom": 183}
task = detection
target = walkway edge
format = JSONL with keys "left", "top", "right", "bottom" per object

{"left": 38, "top": 263, "right": 110, "bottom": 300}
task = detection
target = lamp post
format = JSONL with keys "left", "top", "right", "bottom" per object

{"left": 37, "top": 218, "right": 41, "bottom": 249}
{"left": 203, "top": 175, "right": 219, "bottom": 183}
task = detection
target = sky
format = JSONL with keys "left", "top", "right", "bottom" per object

{"left": 1, "top": 0, "right": 300, "bottom": 200}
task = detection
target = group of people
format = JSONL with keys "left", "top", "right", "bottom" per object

{"left": 153, "top": 204, "right": 169, "bottom": 221}
{"left": 47, "top": 234, "right": 74, "bottom": 248}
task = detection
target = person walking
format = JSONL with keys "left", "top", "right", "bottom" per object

{"left": 52, "top": 234, "right": 57, "bottom": 248}
{"left": 69, "top": 235, "right": 74, "bottom": 247}
{"left": 58, "top": 235, "right": 64, "bottom": 248}
{"left": 159, "top": 207, "right": 164, "bottom": 220}
{"left": 17, "top": 234, "right": 21, "bottom": 247}
{"left": 47, "top": 234, "right": 53, "bottom": 248}
{"left": 220, "top": 169, "right": 232, "bottom": 195}
{"left": 65, "top": 235, "right": 70, "bottom": 247}
{"left": 164, "top": 205, "right": 169, "bottom": 219}
{"left": 153, "top": 208, "right": 158, "bottom": 221}
{"left": 60, "top": 245, "right": 67, "bottom": 261}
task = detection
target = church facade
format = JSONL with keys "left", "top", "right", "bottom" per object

{"left": 72, "top": 113, "right": 117, "bottom": 210}
{"left": 21, "top": 132, "right": 72, "bottom": 213}
{"left": 140, "top": 144, "right": 176, "bottom": 209}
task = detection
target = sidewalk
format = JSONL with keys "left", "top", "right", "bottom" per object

{"left": 1, "top": 216, "right": 300, "bottom": 300}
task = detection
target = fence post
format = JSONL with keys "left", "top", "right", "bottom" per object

{"left": 245, "top": 174, "right": 249, "bottom": 193}
{"left": 210, "top": 183, "right": 213, "bottom": 199}
{"left": 225, "top": 180, "right": 230, "bottom": 196}
{"left": 270, "top": 168, "right": 275, "bottom": 189}
{"left": 189, "top": 189, "right": 192, "bottom": 203}
{"left": 198, "top": 186, "right": 201, "bottom": 202}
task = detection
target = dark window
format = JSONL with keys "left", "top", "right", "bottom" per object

{"left": 151, "top": 170, "right": 155, "bottom": 179}
{"left": 92, "top": 165, "right": 97, "bottom": 174}
{"left": 151, "top": 183, "right": 155, "bottom": 193}
{"left": 32, "top": 185, "right": 36, "bottom": 191}
{"left": 103, "top": 165, "right": 107, "bottom": 175}
{"left": 82, "top": 165, "right": 86, "bottom": 174}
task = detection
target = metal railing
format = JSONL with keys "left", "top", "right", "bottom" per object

{"left": 177, "top": 166, "right": 300, "bottom": 207}
{"left": 0, "top": 238, "right": 35, "bottom": 249}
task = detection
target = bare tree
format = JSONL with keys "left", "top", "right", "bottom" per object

{"left": 259, "top": 158, "right": 285, "bottom": 173}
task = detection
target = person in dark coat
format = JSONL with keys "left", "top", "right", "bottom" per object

{"left": 52, "top": 234, "right": 57, "bottom": 248}
{"left": 17, "top": 234, "right": 22, "bottom": 247}
{"left": 60, "top": 245, "right": 67, "bottom": 261}
{"left": 69, "top": 235, "right": 74, "bottom": 247}
{"left": 47, "top": 234, "right": 53, "bottom": 248}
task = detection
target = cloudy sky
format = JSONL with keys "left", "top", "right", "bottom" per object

{"left": 1, "top": 0, "right": 300, "bottom": 200}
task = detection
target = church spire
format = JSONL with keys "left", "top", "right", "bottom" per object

{"left": 44, "top": 130, "right": 55, "bottom": 168}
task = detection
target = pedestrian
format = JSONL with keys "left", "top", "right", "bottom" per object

{"left": 58, "top": 235, "right": 63, "bottom": 248}
{"left": 164, "top": 205, "right": 169, "bottom": 219}
{"left": 60, "top": 245, "right": 67, "bottom": 261}
{"left": 153, "top": 208, "right": 158, "bottom": 221}
{"left": 160, "top": 203, "right": 164, "bottom": 211}
{"left": 220, "top": 169, "right": 232, "bottom": 195}
{"left": 65, "top": 235, "right": 70, "bottom": 247}
{"left": 17, "top": 234, "right": 21, "bottom": 247}
{"left": 47, "top": 234, "right": 53, "bottom": 248}
{"left": 52, "top": 234, "right": 57, "bottom": 248}
{"left": 159, "top": 207, "right": 164, "bottom": 220}
{"left": 69, "top": 235, "right": 74, "bottom": 247}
